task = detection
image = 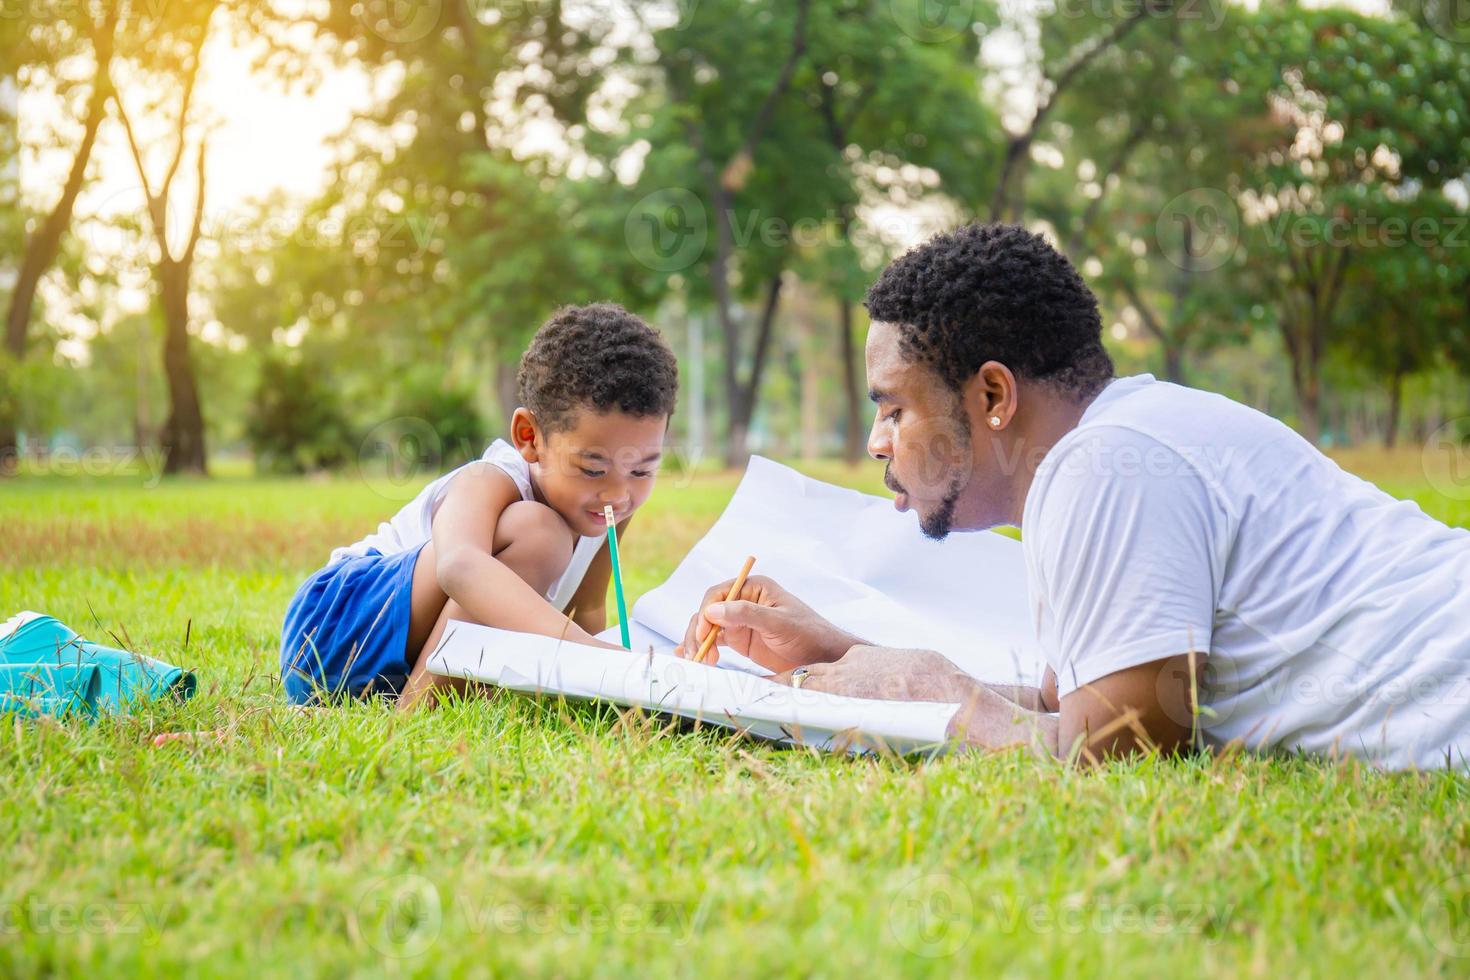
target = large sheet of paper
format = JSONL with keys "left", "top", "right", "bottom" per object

{"left": 606, "top": 457, "right": 1040, "bottom": 686}
{"left": 428, "top": 621, "right": 959, "bottom": 754}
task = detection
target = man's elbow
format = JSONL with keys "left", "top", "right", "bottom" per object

{"left": 1057, "top": 656, "right": 1201, "bottom": 766}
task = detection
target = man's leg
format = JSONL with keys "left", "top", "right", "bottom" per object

{"left": 398, "top": 501, "right": 574, "bottom": 710}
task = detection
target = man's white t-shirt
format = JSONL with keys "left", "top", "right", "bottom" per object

{"left": 1022, "top": 374, "right": 1470, "bottom": 769}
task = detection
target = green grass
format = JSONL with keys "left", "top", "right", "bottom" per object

{"left": 3, "top": 452, "right": 1470, "bottom": 976}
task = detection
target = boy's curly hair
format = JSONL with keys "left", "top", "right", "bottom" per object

{"left": 517, "top": 303, "right": 679, "bottom": 433}
{"left": 864, "top": 223, "right": 1114, "bottom": 401}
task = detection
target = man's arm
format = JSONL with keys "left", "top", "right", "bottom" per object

{"left": 781, "top": 649, "right": 1196, "bottom": 763}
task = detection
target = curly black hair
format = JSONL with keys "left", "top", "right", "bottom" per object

{"left": 517, "top": 303, "right": 679, "bottom": 433}
{"left": 864, "top": 223, "right": 1114, "bottom": 401}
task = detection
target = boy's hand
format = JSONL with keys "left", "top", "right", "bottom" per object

{"left": 674, "top": 575, "right": 863, "bottom": 673}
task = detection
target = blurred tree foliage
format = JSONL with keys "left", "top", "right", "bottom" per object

{"left": 2, "top": 0, "right": 1468, "bottom": 474}
{"left": 245, "top": 353, "right": 355, "bottom": 474}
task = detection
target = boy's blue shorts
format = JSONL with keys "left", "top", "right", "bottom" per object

{"left": 279, "top": 544, "right": 426, "bottom": 704}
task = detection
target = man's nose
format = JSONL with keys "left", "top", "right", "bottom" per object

{"left": 867, "top": 415, "right": 890, "bottom": 462}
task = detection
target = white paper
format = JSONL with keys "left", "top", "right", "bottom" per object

{"left": 429, "top": 621, "right": 959, "bottom": 754}
{"left": 603, "top": 457, "right": 1040, "bottom": 685}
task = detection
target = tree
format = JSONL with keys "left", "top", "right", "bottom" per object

{"left": 645, "top": 0, "right": 814, "bottom": 465}
{"left": 1, "top": 2, "right": 121, "bottom": 470}
{"left": 1037, "top": 5, "right": 1255, "bottom": 384}
{"left": 1337, "top": 194, "right": 1467, "bottom": 446}
{"left": 112, "top": 4, "right": 222, "bottom": 474}
{"left": 802, "top": 0, "right": 996, "bottom": 461}
{"left": 1230, "top": 6, "right": 1470, "bottom": 442}
{"left": 987, "top": 1, "right": 1165, "bottom": 222}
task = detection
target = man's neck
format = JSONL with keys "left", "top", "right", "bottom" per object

{"left": 1005, "top": 381, "right": 1104, "bottom": 527}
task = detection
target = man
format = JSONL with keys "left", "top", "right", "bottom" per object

{"left": 678, "top": 223, "right": 1470, "bottom": 769}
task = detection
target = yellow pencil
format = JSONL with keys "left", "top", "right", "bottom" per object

{"left": 694, "top": 555, "right": 757, "bottom": 665}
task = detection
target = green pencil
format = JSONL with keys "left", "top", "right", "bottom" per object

{"left": 604, "top": 505, "right": 631, "bottom": 648}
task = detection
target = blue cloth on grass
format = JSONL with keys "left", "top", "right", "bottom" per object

{"left": 280, "top": 544, "right": 424, "bottom": 704}
{"left": 0, "top": 614, "right": 196, "bottom": 719}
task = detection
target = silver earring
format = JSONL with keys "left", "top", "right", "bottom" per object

{"left": 989, "top": 416, "right": 1001, "bottom": 428}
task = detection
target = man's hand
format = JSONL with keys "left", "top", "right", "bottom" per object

{"left": 768, "top": 646, "right": 981, "bottom": 703}
{"left": 675, "top": 575, "right": 863, "bottom": 672}
{"left": 770, "top": 645, "right": 1060, "bottom": 756}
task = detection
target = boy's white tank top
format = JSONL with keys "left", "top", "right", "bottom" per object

{"left": 331, "top": 440, "right": 605, "bottom": 612}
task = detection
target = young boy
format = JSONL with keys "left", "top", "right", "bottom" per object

{"left": 280, "top": 303, "right": 679, "bottom": 709}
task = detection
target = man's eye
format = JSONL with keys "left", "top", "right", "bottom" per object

{"left": 885, "top": 408, "right": 902, "bottom": 423}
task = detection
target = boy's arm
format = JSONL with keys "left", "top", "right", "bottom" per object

{"left": 565, "top": 515, "right": 632, "bottom": 638}
{"left": 431, "top": 466, "right": 608, "bottom": 646}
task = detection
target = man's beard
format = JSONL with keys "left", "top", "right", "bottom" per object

{"left": 883, "top": 409, "right": 971, "bottom": 541}
{"left": 886, "top": 467, "right": 963, "bottom": 540}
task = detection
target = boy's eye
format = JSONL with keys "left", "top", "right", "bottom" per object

{"left": 579, "top": 467, "right": 606, "bottom": 479}
{"left": 632, "top": 469, "right": 655, "bottom": 479}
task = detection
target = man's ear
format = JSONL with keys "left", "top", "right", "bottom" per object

{"left": 967, "top": 361, "right": 1018, "bottom": 431}
{"left": 510, "top": 408, "right": 543, "bottom": 462}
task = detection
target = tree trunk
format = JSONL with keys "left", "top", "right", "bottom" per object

{"left": 726, "top": 274, "right": 783, "bottom": 467}
{"left": 1162, "top": 343, "right": 1185, "bottom": 386}
{"left": 1, "top": 15, "right": 117, "bottom": 472}
{"left": 799, "top": 314, "right": 821, "bottom": 460}
{"left": 494, "top": 359, "right": 519, "bottom": 432}
{"left": 158, "top": 263, "right": 207, "bottom": 475}
{"left": 1297, "top": 374, "right": 1321, "bottom": 446}
{"left": 837, "top": 298, "right": 864, "bottom": 463}
{"left": 1385, "top": 369, "right": 1403, "bottom": 449}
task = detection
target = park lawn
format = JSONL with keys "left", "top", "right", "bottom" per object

{"left": 3, "top": 451, "right": 1470, "bottom": 977}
